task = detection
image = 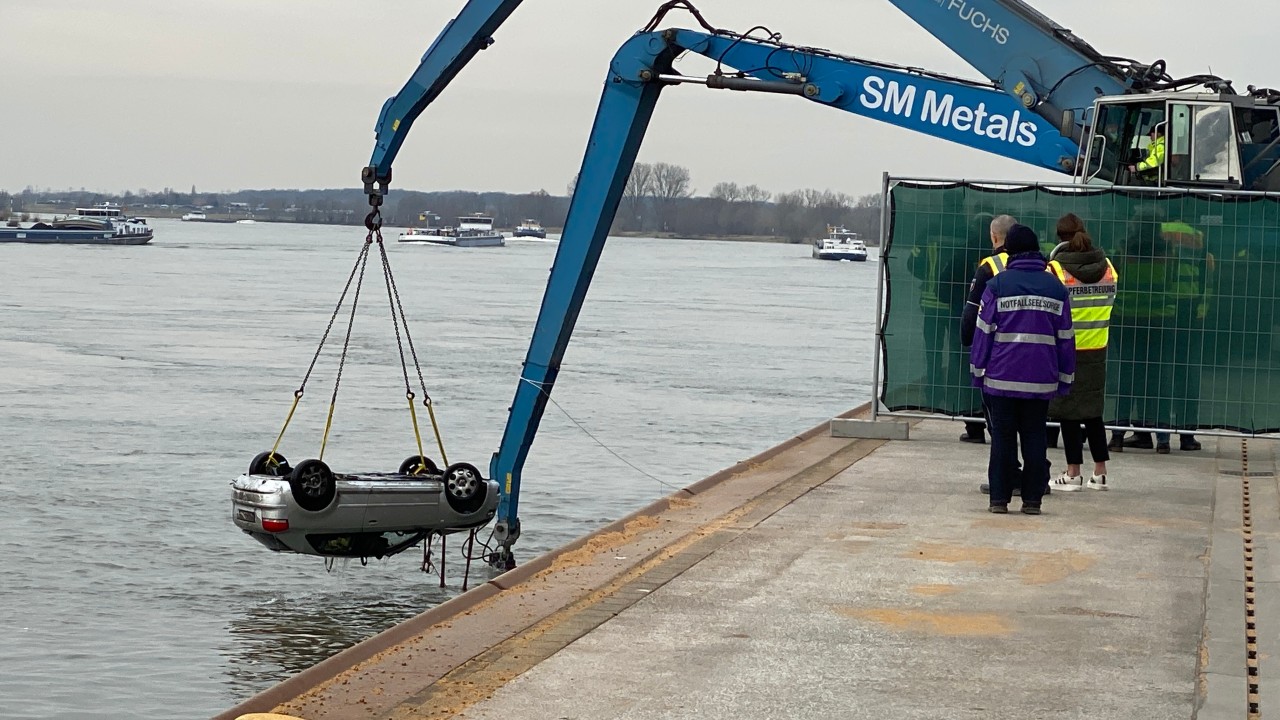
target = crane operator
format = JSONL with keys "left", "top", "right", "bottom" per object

{"left": 1129, "top": 122, "right": 1166, "bottom": 183}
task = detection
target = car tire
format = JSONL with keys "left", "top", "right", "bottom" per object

{"left": 249, "top": 451, "right": 291, "bottom": 476}
{"left": 399, "top": 455, "right": 440, "bottom": 476}
{"left": 442, "top": 462, "right": 487, "bottom": 514}
{"left": 290, "top": 459, "right": 336, "bottom": 512}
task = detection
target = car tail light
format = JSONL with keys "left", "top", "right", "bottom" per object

{"left": 262, "top": 518, "right": 289, "bottom": 532}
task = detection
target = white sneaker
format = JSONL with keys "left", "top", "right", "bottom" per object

{"left": 1087, "top": 474, "right": 1109, "bottom": 491}
{"left": 1050, "top": 473, "right": 1083, "bottom": 492}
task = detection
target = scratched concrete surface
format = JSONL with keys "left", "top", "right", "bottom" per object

{"left": 448, "top": 419, "right": 1229, "bottom": 720}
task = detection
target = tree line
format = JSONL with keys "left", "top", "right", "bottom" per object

{"left": 1, "top": 163, "right": 883, "bottom": 243}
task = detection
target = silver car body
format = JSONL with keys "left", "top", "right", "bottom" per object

{"left": 231, "top": 471, "right": 499, "bottom": 558}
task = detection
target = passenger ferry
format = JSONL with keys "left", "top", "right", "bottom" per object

{"left": 398, "top": 212, "right": 505, "bottom": 247}
{"left": 0, "top": 203, "right": 153, "bottom": 245}
{"left": 512, "top": 219, "right": 547, "bottom": 239}
{"left": 812, "top": 226, "right": 867, "bottom": 261}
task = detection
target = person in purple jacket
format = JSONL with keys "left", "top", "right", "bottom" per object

{"left": 970, "top": 224, "right": 1076, "bottom": 515}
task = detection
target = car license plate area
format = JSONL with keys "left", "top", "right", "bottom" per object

{"left": 235, "top": 509, "right": 256, "bottom": 524}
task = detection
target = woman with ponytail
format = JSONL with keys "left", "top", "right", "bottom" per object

{"left": 1047, "top": 213, "right": 1118, "bottom": 492}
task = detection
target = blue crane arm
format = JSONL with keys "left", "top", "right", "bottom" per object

{"left": 883, "top": 0, "right": 1137, "bottom": 141}
{"left": 676, "top": 29, "right": 1080, "bottom": 173}
{"left": 484, "top": 25, "right": 1080, "bottom": 564}
{"left": 361, "top": 0, "right": 525, "bottom": 200}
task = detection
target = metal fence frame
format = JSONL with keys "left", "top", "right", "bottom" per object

{"left": 868, "top": 174, "right": 1280, "bottom": 440}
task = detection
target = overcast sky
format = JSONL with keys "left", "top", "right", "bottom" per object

{"left": 2, "top": 1, "right": 1273, "bottom": 198}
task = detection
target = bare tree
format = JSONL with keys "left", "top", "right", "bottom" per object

{"left": 650, "top": 162, "right": 692, "bottom": 231}
{"left": 620, "top": 162, "right": 655, "bottom": 231}
{"left": 740, "top": 184, "right": 772, "bottom": 204}
{"left": 710, "top": 181, "right": 742, "bottom": 203}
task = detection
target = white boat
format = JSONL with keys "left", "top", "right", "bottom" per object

{"left": 812, "top": 226, "right": 868, "bottom": 262}
{"left": 512, "top": 219, "right": 547, "bottom": 239}
{"left": 181, "top": 211, "right": 207, "bottom": 221}
{"left": 398, "top": 212, "right": 505, "bottom": 247}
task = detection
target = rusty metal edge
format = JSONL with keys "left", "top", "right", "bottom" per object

{"left": 213, "top": 402, "right": 870, "bottom": 719}
{"left": 488, "top": 401, "right": 870, "bottom": 590}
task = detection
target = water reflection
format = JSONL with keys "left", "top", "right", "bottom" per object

{"left": 221, "top": 577, "right": 465, "bottom": 697}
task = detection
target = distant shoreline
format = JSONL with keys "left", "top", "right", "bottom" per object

{"left": 15, "top": 204, "right": 880, "bottom": 245}
{"left": 601, "top": 230, "right": 796, "bottom": 244}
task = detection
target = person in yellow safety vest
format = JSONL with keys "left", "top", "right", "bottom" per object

{"left": 1111, "top": 219, "right": 1208, "bottom": 453}
{"left": 1106, "top": 211, "right": 1195, "bottom": 454}
{"left": 1129, "top": 122, "right": 1166, "bottom": 184}
{"left": 1044, "top": 213, "right": 1118, "bottom": 492}
{"left": 959, "top": 213, "right": 1019, "bottom": 446}
{"left": 1162, "top": 220, "right": 1209, "bottom": 450}
{"left": 908, "top": 212, "right": 983, "bottom": 418}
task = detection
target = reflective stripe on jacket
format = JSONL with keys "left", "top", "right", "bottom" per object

{"left": 1115, "top": 258, "right": 1176, "bottom": 319}
{"left": 979, "top": 251, "right": 1009, "bottom": 276}
{"left": 1162, "top": 221, "right": 1209, "bottom": 315}
{"left": 970, "top": 254, "right": 1076, "bottom": 400}
{"left": 911, "top": 244, "right": 950, "bottom": 311}
{"left": 1048, "top": 258, "right": 1119, "bottom": 351}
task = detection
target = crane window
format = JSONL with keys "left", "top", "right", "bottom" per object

{"left": 1084, "top": 101, "right": 1164, "bottom": 185}
{"left": 1170, "top": 102, "right": 1239, "bottom": 184}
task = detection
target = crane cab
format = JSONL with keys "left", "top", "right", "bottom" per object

{"left": 1078, "top": 93, "right": 1280, "bottom": 191}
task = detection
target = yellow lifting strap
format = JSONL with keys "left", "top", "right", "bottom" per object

{"left": 266, "top": 224, "right": 455, "bottom": 470}
{"left": 269, "top": 390, "right": 303, "bottom": 461}
{"left": 404, "top": 394, "right": 450, "bottom": 471}
{"left": 319, "top": 401, "right": 338, "bottom": 461}
{"left": 407, "top": 393, "right": 427, "bottom": 463}
{"left": 426, "top": 398, "right": 449, "bottom": 466}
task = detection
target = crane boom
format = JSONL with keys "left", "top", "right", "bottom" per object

{"left": 883, "top": 0, "right": 1136, "bottom": 141}
{"left": 361, "top": 0, "right": 526, "bottom": 205}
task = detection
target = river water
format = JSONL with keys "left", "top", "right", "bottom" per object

{"left": 0, "top": 219, "right": 876, "bottom": 719}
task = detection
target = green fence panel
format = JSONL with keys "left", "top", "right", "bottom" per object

{"left": 880, "top": 180, "right": 1280, "bottom": 434}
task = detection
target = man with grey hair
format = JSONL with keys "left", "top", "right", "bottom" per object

{"left": 959, "top": 214, "right": 1019, "bottom": 444}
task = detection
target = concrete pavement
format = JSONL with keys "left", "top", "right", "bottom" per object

{"left": 222, "top": 413, "right": 1275, "bottom": 720}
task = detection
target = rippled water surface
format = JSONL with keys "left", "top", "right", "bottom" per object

{"left": 0, "top": 220, "right": 876, "bottom": 718}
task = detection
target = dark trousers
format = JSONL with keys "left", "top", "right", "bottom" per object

{"left": 985, "top": 393, "right": 1049, "bottom": 505}
{"left": 1060, "top": 417, "right": 1110, "bottom": 466}
{"left": 964, "top": 420, "right": 986, "bottom": 439}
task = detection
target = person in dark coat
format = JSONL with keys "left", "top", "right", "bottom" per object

{"left": 970, "top": 224, "right": 1076, "bottom": 514}
{"left": 959, "top": 213, "right": 1019, "bottom": 444}
{"left": 1045, "top": 214, "right": 1116, "bottom": 491}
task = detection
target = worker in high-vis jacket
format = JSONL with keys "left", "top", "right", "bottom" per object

{"left": 1044, "top": 213, "right": 1118, "bottom": 492}
{"left": 1109, "top": 214, "right": 1177, "bottom": 450}
{"left": 1129, "top": 122, "right": 1166, "bottom": 183}
{"left": 907, "top": 216, "right": 974, "bottom": 416}
{"left": 958, "top": 213, "right": 1019, "bottom": 445}
{"left": 970, "top": 224, "right": 1075, "bottom": 515}
{"left": 1109, "top": 217, "right": 1209, "bottom": 453}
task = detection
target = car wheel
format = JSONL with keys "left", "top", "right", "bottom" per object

{"left": 290, "top": 459, "right": 336, "bottom": 512}
{"left": 249, "top": 451, "right": 291, "bottom": 476}
{"left": 442, "top": 462, "right": 487, "bottom": 514}
{"left": 399, "top": 455, "right": 440, "bottom": 476}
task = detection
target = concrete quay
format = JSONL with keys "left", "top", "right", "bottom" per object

{"left": 220, "top": 409, "right": 1277, "bottom": 720}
